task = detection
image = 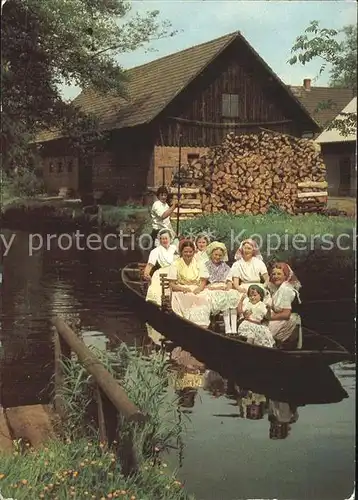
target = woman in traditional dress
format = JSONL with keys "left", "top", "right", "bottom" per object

{"left": 167, "top": 239, "right": 211, "bottom": 328}
{"left": 200, "top": 241, "right": 240, "bottom": 334}
{"left": 229, "top": 239, "right": 270, "bottom": 302}
{"left": 144, "top": 228, "right": 178, "bottom": 301}
{"left": 144, "top": 228, "right": 178, "bottom": 344}
{"left": 237, "top": 284, "right": 275, "bottom": 347}
{"left": 194, "top": 233, "right": 210, "bottom": 263}
{"left": 267, "top": 262, "right": 302, "bottom": 348}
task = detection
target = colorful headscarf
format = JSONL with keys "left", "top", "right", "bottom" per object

{"left": 205, "top": 241, "right": 228, "bottom": 262}
{"left": 235, "top": 239, "right": 263, "bottom": 261}
{"left": 270, "top": 262, "right": 301, "bottom": 291}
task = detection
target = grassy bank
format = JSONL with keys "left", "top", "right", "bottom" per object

{"left": 178, "top": 212, "right": 355, "bottom": 262}
{"left": 1, "top": 199, "right": 149, "bottom": 232}
{"left": 99, "top": 205, "right": 149, "bottom": 230}
{"left": 0, "top": 345, "right": 193, "bottom": 500}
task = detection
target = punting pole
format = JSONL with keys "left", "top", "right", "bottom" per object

{"left": 176, "top": 123, "right": 182, "bottom": 236}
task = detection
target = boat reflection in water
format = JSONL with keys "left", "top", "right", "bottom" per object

{"left": 169, "top": 347, "right": 349, "bottom": 440}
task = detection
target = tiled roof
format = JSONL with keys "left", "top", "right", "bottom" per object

{"left": 316, "top": 97, "right": 357, "bottom": 143}
{"left": 36, "top": 32, "right": 319, "bottom": 143}
{"left": 289, "top": 85, "right": 354, "bottom": 127}
{"left": 35, "top": 32, "right": 237, "bottom": 143}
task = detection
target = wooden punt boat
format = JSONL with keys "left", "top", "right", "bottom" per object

{"left": 121, "top": 263, "right": 351, "bottom": 372}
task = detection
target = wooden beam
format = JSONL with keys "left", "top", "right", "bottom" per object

{"left": 297, "top": 191, "right": 328, "bottom": 199}
{"left": 170, "top": 116, "right": 292, "bottom": 128}
{"left": 52, "top": 317, "right": 147, "bottom": 424}
{"left": 173, "top": 208, "right": 203, "bottom": 214}
{"left": 298, "top": 181, "right": 328, "bottom": 189}
{"left": 171, "top": 199, "right": 202, "bottom": 206}
{"left": 169, "top": 187, "right": 200, "bottom": 194}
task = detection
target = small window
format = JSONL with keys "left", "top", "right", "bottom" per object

{"left": 67, "top": 160, "right": 73, "bottom": 173}
{"left": 187, "top": 153, "right": 199, "bottom": 164}
{"left": 58, "top": 161, "right": 63, "bottom": 173}
{"left": 222, "top": 93, "right": 239, "bottom": 118}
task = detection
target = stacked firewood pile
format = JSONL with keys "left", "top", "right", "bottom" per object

{"left": 197, "top": 131, "right": 327, "bottom": 215}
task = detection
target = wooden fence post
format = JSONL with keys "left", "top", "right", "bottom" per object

{"left": 53, "top": 327, "right": 71, "bottom": 419}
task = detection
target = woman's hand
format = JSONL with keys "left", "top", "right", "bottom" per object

{"left": 143, "top": 273, "right": 151, "bottom": 282}
{"left": 193, "top": 287, "right": 202, "bottom": 295}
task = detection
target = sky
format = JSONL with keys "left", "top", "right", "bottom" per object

{"left": 61, "top": 0, "right": 357, "bottom": 101}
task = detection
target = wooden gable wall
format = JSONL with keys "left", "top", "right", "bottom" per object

{"left": 154, "top": 39, "right": 315, "bottom": 147}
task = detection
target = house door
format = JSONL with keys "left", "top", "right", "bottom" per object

{"left": 338, "top": 157, "right": 351, "bottom": 196}
{"left": 78, "top": 162, "right": 93, "bottom": 194}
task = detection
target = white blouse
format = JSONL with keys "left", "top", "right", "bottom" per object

{"left": 150, "top": 200, "right": 173, "bottom": 231}
{"left": 229, "top": 257, "right": 268, "bottom": 283}
{"left": 271, "top": 283, "right": 296, "bottom": 311}
{"left": 147, "top": 244, "right": 177, "bottom": 267}
{"left": 194, "top": 250, "right": 209, "bottom": 264}
{"left": 242, "top": 297, "right": 267, "bottom": 322}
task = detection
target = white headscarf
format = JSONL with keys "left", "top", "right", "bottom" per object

{"left": 235, "top": 239, "right": 263, "bottom": 261}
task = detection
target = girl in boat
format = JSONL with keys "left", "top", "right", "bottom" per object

{"left": 237, "top": 284, "right": 275, "bottom": 347}
{"left": 200, "top": 241, "right": 240, "bottom": 334}
{"left": 229, "top": 239, "right": 270, "bottom": 302}
{"left": 167, "top": 239, "right": 211, "bottom": 328}
{"left": 267, "top": 262, "right": 302, "bottom": 348}
{"left": 194, "top": 232, "right": 210, "bottom": 263}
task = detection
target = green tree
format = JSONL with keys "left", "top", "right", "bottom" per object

{"left": 288, "top": 21, "right": 356, "bottom": 136}
{"left": 1, "top": 0, "right": 175, "bottom": 168}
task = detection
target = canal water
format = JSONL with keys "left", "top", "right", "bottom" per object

{"left": 0, "top": 229, "right": 355, "bottom": 499}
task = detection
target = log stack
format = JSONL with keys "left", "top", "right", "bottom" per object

{"left": 196, "top": 131, "right": 327, "bottom": 215}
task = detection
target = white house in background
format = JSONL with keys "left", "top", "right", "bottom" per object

{"left": 315, "top": 97, "right": 357, "bottom": 198}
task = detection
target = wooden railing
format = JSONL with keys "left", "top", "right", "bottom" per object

{"left": 52, "top": 317, "right": 148, "bottom": 475}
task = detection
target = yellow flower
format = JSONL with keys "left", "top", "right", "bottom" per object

{"left": 0, "top": 474, "right": 6, "bottom": 480}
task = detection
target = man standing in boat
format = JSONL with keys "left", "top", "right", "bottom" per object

{"left": 150, "top": 186, "right": 178, "bottom": 247}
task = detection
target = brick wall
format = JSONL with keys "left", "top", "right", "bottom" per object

{"left": 153, "top": 146, "right": 208, "bottom": 187}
